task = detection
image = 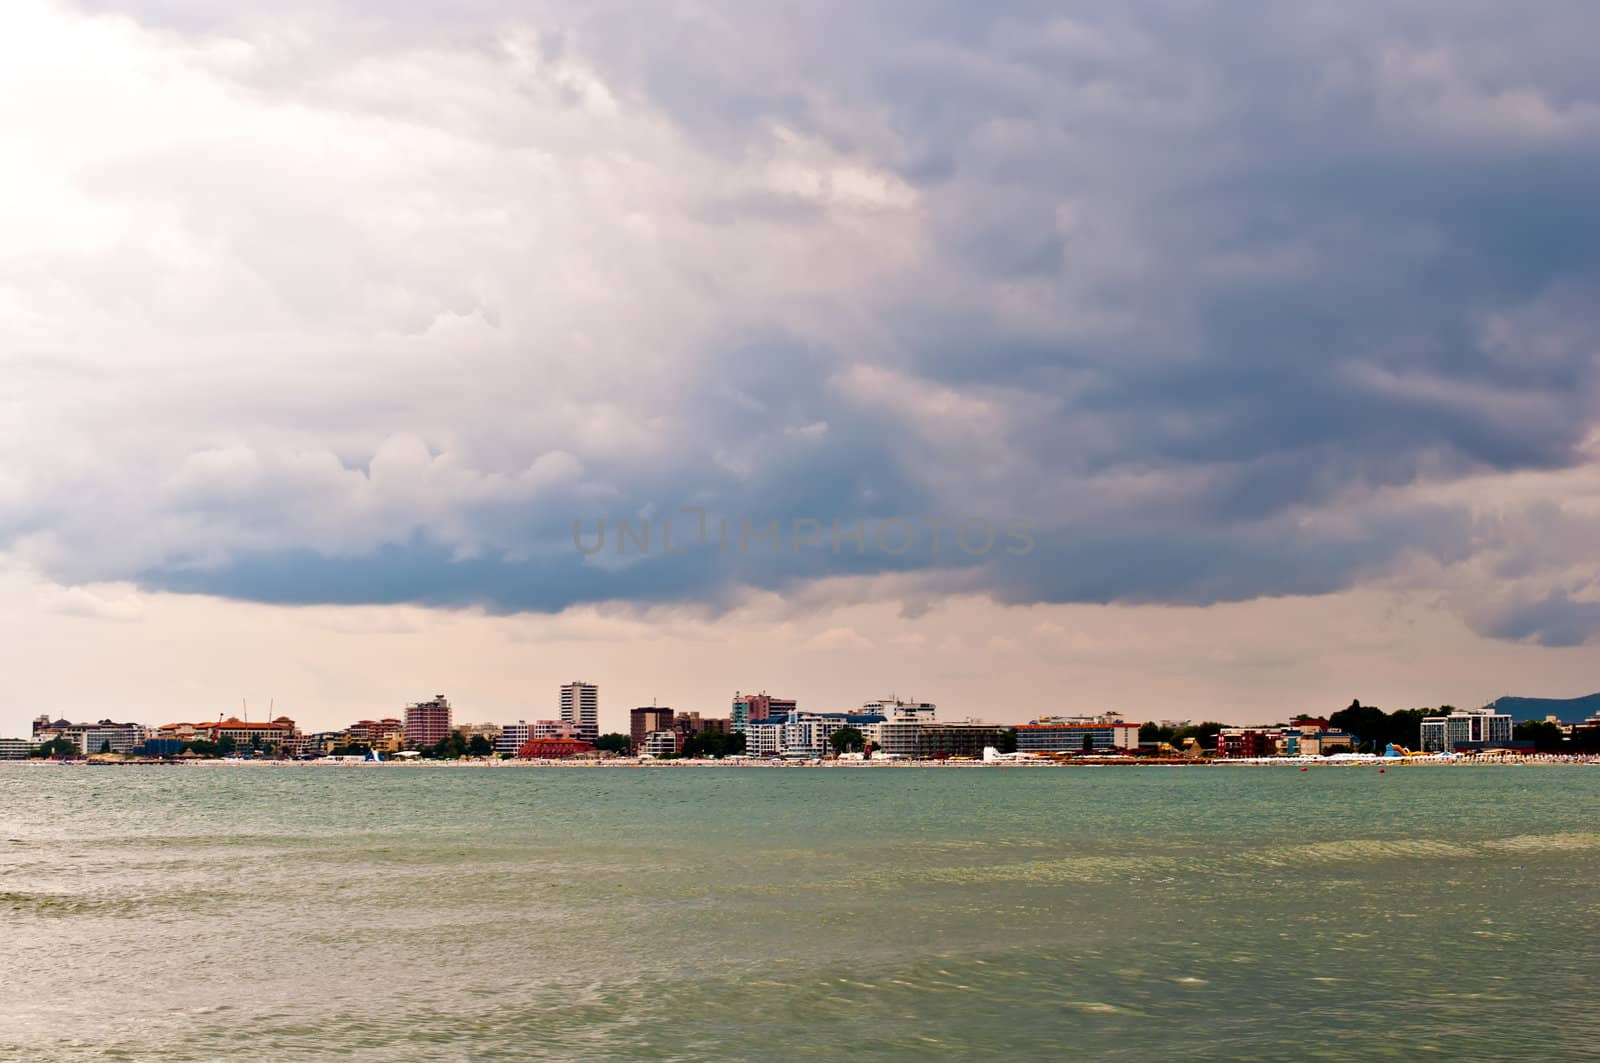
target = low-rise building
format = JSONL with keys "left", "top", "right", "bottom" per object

{"left": 155, "top": 716, "right": 298, "bottom": 752}
{"left": 0, "top": 737, "right": 30, "bottom": 760}
{"left": 639, "top": 730, "right": 679, "bottom": 757}
{"left": 32, "top": 716, "right": 148, "bottom": 755}
{"left": 1016, "top": 717, "right": 1141, "bottom": 754}
{"left": 516, "top": 737, "right": 596, "bottom": 759}
{"left": 906, "top": 722, "right": 1013, "bottom": 759}
{"left": 747, "top": 712, "right": 886, "bottom": 758}
{"left": 1216, "top": 728, "right": 1279, "bottom": 759}
{"left": 1420, "top": 707, "right": 1513, "bottom": 752}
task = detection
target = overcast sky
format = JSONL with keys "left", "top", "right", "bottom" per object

{"left": 4, "top": 1, "right": 1599, "bottom": 734}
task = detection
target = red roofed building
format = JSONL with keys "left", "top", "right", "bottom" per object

{"left": 516, "top": 738, "right": 596, "bottom": 759}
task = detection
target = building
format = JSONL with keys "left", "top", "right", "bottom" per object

{"left": 532, "top": 719, "right": 581, "bottom": 740}
{"left": 1215, "top": 728, "right": 1279, "bottom": 759}
{"left": 404, "top": 695, "right": 453, "bottom": 749}
{"left": 1290, "top": 729, "right": 1355, "bottom": 756}
{"left": 731, "top": 692, "right": 797, "bottom": 733}
{"left": 1015, "top": 716, "right": 1141, "bottom": 755}
{"left": 908, "top": 722, "right": 1013, "bottom": 759}
{"left": 631, "top": 706, "right": 675, "bottom": 754}
{"left": 32, "top": 717, "right": 148, "bottom": 755}
{"left": 861, "top": 699, "right": 941, "bottom": 758}
{"left": 155, "top": 716, "right": 298, "bottom": 752}
{"left": 459, "top": 722, "right": 502, "bottom": 744}
{"left": 746, "top": 711, "right": 887, "bottom": 758}
{"left": 496, "top": 721, "right": 532, "bottom": 756}
{"left": 672, "top": 712, "right": 728, "bottom": 744}
{"left": 347, "top": 718, "right": 406, "bottom": 751}
{"left": 516, "top": 737, "right": 596, "bottom": 759}
{"left": 638, "top": 730, "right": 680, "bottom": 757}
{"left": 861, "top": 698, "right": 937, "bottom": 721}
{"left": 1420, "top": 707, "right": 1514, "bottom": 752}
{"left": 0, "top": 737, "right": 30, "bottom": 760}
{"left": 560, "top": 681, "right": 599, "bottom": 742}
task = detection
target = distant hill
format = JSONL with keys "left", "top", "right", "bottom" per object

{"left": 1491, "top": 693, "right": 1600, "bottom": 724}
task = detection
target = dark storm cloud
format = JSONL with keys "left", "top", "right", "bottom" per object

{"left": 27, "top": 1, "right": 1600, "bottom": 642}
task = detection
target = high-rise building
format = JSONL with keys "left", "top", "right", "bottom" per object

{"left": 630, "top": 706, "right": 675, "bottom": 754}
{"left": 404, "top": 695, "right": 452, "bottom": 749}
{"left": 731, "top": 692, "right": 797, "bottom": 733}
{"left": 561, "top": 682, "right": 599, "bottom": 741}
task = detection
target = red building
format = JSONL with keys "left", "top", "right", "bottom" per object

{"left": 1215, "top": 728, "right": 1278, "bottom": 758}
{"left": 404, "top": 695, "right": 452, "bottom": 749}
{"left": 516, "top": 738, "right": 596, "bottom": 759}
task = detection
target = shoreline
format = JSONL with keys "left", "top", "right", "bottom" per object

{"left": 5, "top": 754, "right": 1598, "bottom": 769}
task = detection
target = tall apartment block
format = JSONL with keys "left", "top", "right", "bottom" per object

{"left": 404, "top": 694, "right": 452, "bottom": 749}
{"left": 561, "top": 681, "right": 599, "bottom": 741}
{"left": 731, "top": 691, "right": 798, "bottom": 733}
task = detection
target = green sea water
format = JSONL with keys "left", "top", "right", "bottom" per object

{"left": 2, "top": 763, "right": 1597, "bottom": 1060}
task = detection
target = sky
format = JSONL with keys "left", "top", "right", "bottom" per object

{"left": 3, "top": 0, "right": 1599, "bottom": 735}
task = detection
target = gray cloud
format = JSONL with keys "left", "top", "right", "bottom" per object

{"left": 5, "top": 0, "right": 1599, "bottom": 642}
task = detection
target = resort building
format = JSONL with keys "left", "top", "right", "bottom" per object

{"left": 905, "top": 722, "right": 1013, "bottom": 759}
{"left": 1420, "top": 707, "right": 1514, "bottom": 752}
{"left": 672, "top": 712, "right": 728, "bottom": 743}
{"left": 459, "top": 722, "right": 502, "bottom": 744}
{"left": 404, "top": 695, "right": 452, "bottom": 749}
{"left": 31, "top": 717, "right": 148, "bottom": 755}
{"left": 347, "top": 718, "right": 406, "bottom": 751}
{"left": 515, "top": 737, "right": 596, "bottom": 759}
{"left": 154, "top": 716, "right": 298, "bottom": 752}
{"left": 1215, "top": 728, "right": 1278, "bottom": 759}
{"left": 496, "top": 721, "right": 532, "bottom": 756}
{"left": 731, "top": 692, "right": 797, "bottom": 733}
{"left": 0, "top": 737, "right": 30, "bottom": 759}
{"left": 560, "top": 681, "right": 599, "bottom": 742}
{"left": 639, "top": 730, "right": 679, "bottom": 757}
{"left": 745, "top": 711, "right": 915, "bottom": 758}
{"left": 631, "top": 706, "right": 675, "bottom": 753}
{"left": 861, "top": 698, "right": 937, "bottom": 722}
{"left": 1015, "top": 716, "right": 1141, "bottom": 754}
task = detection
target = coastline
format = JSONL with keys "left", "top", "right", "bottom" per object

{"left": 6, "top": 754, "right": 1599, "bottom": 769}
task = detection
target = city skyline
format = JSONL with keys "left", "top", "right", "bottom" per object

{"left": 4, "top": 1, "right": 1600, "bottom": 745}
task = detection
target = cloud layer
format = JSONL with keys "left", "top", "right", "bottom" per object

{"left": 4, "top": 0, "right": 1600, "bottom": 644}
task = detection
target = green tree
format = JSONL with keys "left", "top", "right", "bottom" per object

{"left": 1513, "top": 720, "right": 1565, "bottom": 751}
{"left": 217, "top": 735, "right": 237, "bottom": 755}
{"left": 98, "top": 739, "right": 113, "bottom": 754}
{"left": 1330, "top": 700, "right": 1388, "bottom": 752}
{"left": 593, "top": 733, "right": 631, "bottom": 755}
{"left": 829, "top": 727, "right": 866, "bottom": 755}
{"left": 467, "top": 733, "right": 494, "bottom": 757}
{"left": 183, "top": 740, "right": 222, "bottom": 758}
{"left": 1139, "top": 722, "right": 1176, "bottom": 744}
{"left": 1172, "top": 722, "right": 1224, "bottom": 750}
{"left": 31, "top": 737, "right": 79, "bottom": 758}
{"left": 426, "top": 730, "right": 470, "bottom": 759}
{"left": 998, "top": 728, "right": 1018, "bottom": 754}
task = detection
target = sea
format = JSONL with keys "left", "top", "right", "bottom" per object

{"left": 2, "top": 763, "right": 1597, "bottom": 1061}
